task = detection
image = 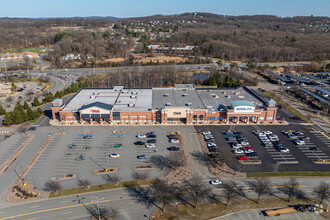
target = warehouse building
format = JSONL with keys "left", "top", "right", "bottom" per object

{"left": 51, "top": 85, "right": 278, "bottom": 125}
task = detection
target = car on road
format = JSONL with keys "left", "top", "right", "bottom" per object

{"left": 209, "top": 179, "right": 222, "bottom": 185}
{"left": 295, "top": 140, "right": 305, "bottom": 145}
{"left": 234, "top": 149, "right": 244, "bottom": 154}
{"left": 171, "top": 139, "right": 179, "bottom": 144}
{"left": 137, "top": 133, "right": 146, "bottom": 138}
{"left": 168, "top": 146, "right": 180, "bottom": 151}
{"left": 109, "top": 153, "right": 120, "bottom": 158}
{"left": 134, "top": 141, "right": 145, "bottom": 145}
{"left": 113, "top": 143, "right": 123, "bottom": 148}
{"left": 145, "top": 144, "right": 155, "bottom": 148}
{"left": 137, "top": 154, "right": 148, "bottom": 159}
{"left": 238, "top": 156, "right": 248, "bottom": 160}
{"left": 29, "top": 126, "right": 37, "bottom": 131}
{"left": 147, "top": 139, "right": 157, "bottom": 143}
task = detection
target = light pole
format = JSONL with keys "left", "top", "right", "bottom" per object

{"left": 96, "top": 195, "right": 100, "bottom": 220}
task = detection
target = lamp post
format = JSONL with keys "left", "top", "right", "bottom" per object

{"left": 96, "top": 195, "right": 100, "bottom": 220}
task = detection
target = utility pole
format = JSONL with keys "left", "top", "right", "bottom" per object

{"left": 96, "top": 195, "right": 100, "bottom": 220}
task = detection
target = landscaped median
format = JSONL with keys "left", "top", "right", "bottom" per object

{"left": 49, "top": 179, "right": 156, "bottom": 198}
{"left": 247, "top": 172, "right": 330, "bottom": 178}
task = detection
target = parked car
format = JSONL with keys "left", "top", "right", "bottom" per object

{"left": 137, "top": 133, "right": 146, "bottom": 138}
{"left": 145, "top": 144, "right": 155, "bottom": 148}
{"left": 295, "top": 140, "right": 305, "bottom": 145}
{"left": 137, "top": 154, "right": 148, "bottom": 159}
{"left": 264, "top": 131, "right": 272, "bottom": 135}
{"left": 207, "top": 143, "right": 217, "bottom": 147}
{"left": 171, "top": 139, "right": 179, "bottom": 144}
{"left": 147, "top": 139, "right": 157, "bottom": 143}
{"left": 168, "top": 146, "right": 180, "bottom": 151}
{"left": 109, "top": 153, "right": 120, "bottom": 158}
{"left": 279, "top": 147, "right": 290, "bottom": 153}
{"left": 310, "top": 147, "right": 320, "bottom": 151}
{"left": 205, "top": 138, "right": 215, "bottom": 142}
{"left": 209, "top": 179, "right": 222, "bottom": 185}
{"left": 291, "top": 116, "right": 301, "bottom": 120}
{"left": 232, "top": 143, "right": 242, "bottom": 149}
{"left": 228, "top": 137, "right": 237, "bottom": 142}
{"left": 299, "top": 136, "right": 310, "bottom": 141}
{"left": 202, "top": 131, "right": 211, "bottom": 135}
{"left": 240, "top": 141, "right": 250, "bottom": 146}
{"left": 238, "top": 156, "right": 248, "bottom": 160}
{"left": 134, "top": 141, "right": 145, "bottom": 145}
{"left": 246, "top": 152, "right": 258, "bottom": 157}
{"left": 234, "top": 149, "right": 244, "bottom": 154}
{"left": 146, "top": 132, "right": 156, "bottom": 138}
{"left": 264, "top": 142, "right": 273, "bottom": 147}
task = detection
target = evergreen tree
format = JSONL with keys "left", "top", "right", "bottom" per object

{"left": 0, "top": 104, "right": 6, "bottom": 115}
{"left": 12, "top": 110, "right": 23, "bottom": 124}
{"left": 3, "top": 112, "right": 13, "bottom": 125}
{"left": 23, "top": 101, "right": 29, "bottom": 110}
{"left": 20, "top": 109, "right": 29, "bottom": 122}
{"left": 33, "top": 97, "right": 41, "bottom": 106}
{"left": 15, "top": 102, "right": 24, "bottom": 111}
{"left": 27, "top": 107, "right": 36, "bottom": 120}
{"left": 37, "top": 108, "right": 44, "bottom": 116}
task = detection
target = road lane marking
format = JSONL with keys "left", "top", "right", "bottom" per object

{"left": 61, "top": 211, "right": 72, "bottom": 215}
{"left": 0, "top": 200, "right": 110, "bottom": 220}
{"left": 30, "top": 205, "right": 40, "bottom": 209}
{"left": 59, "top": 200, "right": 68, "bottom": 203}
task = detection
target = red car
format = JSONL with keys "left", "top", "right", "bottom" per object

{"left": 243, "top": 147, "right": 254, "bottom": 151}
{"left": 292, "top": 116, "right": 301, "bottom": 120}
{"left": 238, "top": 156, "right": 248, "bottom": 160}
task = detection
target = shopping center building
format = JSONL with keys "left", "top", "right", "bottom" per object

{"left": 51, "top": 85, "right": 278, "bottom": 125}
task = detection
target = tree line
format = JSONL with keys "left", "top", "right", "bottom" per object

{"left": 3, "top": 102, "right": 43, "bottom": 125}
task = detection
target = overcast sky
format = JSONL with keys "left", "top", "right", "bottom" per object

{"left": 2, "top": 0, "right": 329, "bottom": 18}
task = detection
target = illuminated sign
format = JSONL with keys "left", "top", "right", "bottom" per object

{"left": 90, "top": 109, "right": 100, "bottom": 113}
{"left": 173, "top": 112, "right": 181, "bottom": 115}
{"left": 234, "top": 106, "right": 255, "bottom": 112}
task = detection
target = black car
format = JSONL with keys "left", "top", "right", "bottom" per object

{"left": 246, "top": 152, "right": 258, "bottom": 157}
{"left": 296, "top": 204, "right": 309, "bottom": 212}
{"left": 310, "top": 147, "right": 320, "bottom": 151}
{"left": 137, "top": 154, "right": 148, "bottom": 159}
{"left": 208, "top": 148, "right": 218, "bottom": 152}
{"left": 168, "top": 134, "right": 179, "bottom": 139}
{"left": 168, "top": 146, "right": 180, "bottom": 151}
{"left": 29, "top": 126, "right": 37, "bottom": 131}
{"left": 146, "top": 132, "right": 156, "bottom": 138}
{"left": 205, "top": 138, "right": 215, "bottom": 142}
{"left": 147, "top": 139, "right": 157, "bottom": 143}
{"left": 134, "top": 141, "right": 145, "bottom": 145}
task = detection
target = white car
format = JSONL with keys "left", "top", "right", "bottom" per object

{"left": 209, "top": 179, "right": 222, "bottom": 185}
{"left": 137, "top": 134, "right": 146, "bottom": 138}
{"left": 109, "top": 153, "right": 120, "bottom": 158}
{"left": 258, "top": 133, "right": 266, "bottom": 137}
{"left": 240, "top": 141, "right": 250, "bottom": 146}
{"left": 279, "top": 148, "right": 290, "bottom": 153}
{"left": 234, "top": 149, "right": 244, "bottom": 154}
{"left": 171, "top": 139, "right": 179, "bottom": 144}
{"left": 207, "top": 143, "right": 217, "bottom": 147}
{"left": 145, "top": 144, "right": 155, "bottom": 148}
{"left": 202, "top": 131, "right": 211, "bottom": 135}
{"left": 232, "top": 143, "right": 242, "bottom": 149}
{"left": 264, "top": 131, "right": 272, "bottom": 135}
{"left": 295, "top": 140, "right": 305, "bottom": 145}
{"left": 270, "top": 137, "right": 279, "bottom": 142}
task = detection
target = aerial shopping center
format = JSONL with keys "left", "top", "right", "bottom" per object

{"left": 51, "top": 84, "right": 278, "bottom": 125}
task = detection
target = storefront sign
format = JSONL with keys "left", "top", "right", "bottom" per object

{"left": 234, "top": 106, "right": 255, "bottom": 113}
{"left": 90, "top": 109, "right": 100, "bottom": 113}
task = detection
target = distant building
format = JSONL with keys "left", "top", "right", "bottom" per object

{"left": 61, "top": 54, "right": 81, "bottom": 61}
{"left": 148, "top": 45, "right": 195, "bottom": 53}
{"left": 0, "top": 52, "right": 38, "bottom": 61}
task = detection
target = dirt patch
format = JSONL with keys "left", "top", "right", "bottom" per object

{"left": 133, "top": 165, "right": 156, "bottom": 170}
{"left": 93, "top": 168, "right": 117, "bottom": 175}
{"left": 50, "top": 174, "right": 76, "bottom": 181}
{"left": 4, "top": 181, "right": 49, "bottom": 205}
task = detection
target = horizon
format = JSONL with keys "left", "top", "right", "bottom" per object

{"left": 1, "top": 0, "right": 329, "bottom": 18}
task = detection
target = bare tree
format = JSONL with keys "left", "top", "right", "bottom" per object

{"left": 185, "top": 175, "right": 211, "bottom": 209}
{"left": 44, "top": 180, "right": 61, "bottom": 193}
{"left": 313, "top": 181, "right": 330, "bottom": 205}
{"left": 78, "top": 179, "right": 91, "bottom": 189}
{"left": 222, "top": 182, "right": 238, "bottom": 206}
{"left": 248, "top": 178, "right": 271, "bottom": 204}
{"left": 282, "top": 177, "right": 299, "bottom": 202}
{"left": 151, "top": 179, "right": 175, "bottom": 212}
{"left": 132, "top": 171, "right": 150, "bottom": 182}
{"left": 104, "top": 174, "right": 122, "bottom": 185}
{"left": 88, "top": 204, "right": 119, "bottom": 219}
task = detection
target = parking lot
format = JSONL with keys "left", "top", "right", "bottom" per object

{"left": 196, "top": 124, "right": 330, "bottom": 173}
{"left": 24, "top": 126, "right": 189, "bottom": 191}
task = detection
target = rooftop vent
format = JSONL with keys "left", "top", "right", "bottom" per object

{"left": 131, "top": 91, "right": 137, "bottom": 95}
{"left": 93, "top": 91, "right": 99, "bottom": 95}
{"left": 128, "top": 103, "right": 135, "bottom": 107}
{"left": 90, "top": 96, "right": 96, "bottom": 99}
{"left": 130, "top": 95, "right": 137, "bottom": 99}
{"left": 182, "top": 93, "right": 188, "bottom": 97}
{"left": 186, "top": 103, "right": 192, "bottom": 106}
{"left": 163, "top": 94, "right": 170, "bottom": 97}
{"left": 166, "top": 103, "right": 171, "bottom": 106}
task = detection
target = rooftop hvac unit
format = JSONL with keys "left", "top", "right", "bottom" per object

{"left": 186, "top": 103, "right": 192, "bottom": 106}
{"left": 90, "top": 96, "right": 96, "bottom": 99}
{"left": 222, "top": 91, "right": 226, "bottom": 94}
{"left": 130, "top": 95, "right": 137, "bottom": 99}
{"left": 207, "top": 90, "right": 211, "bottom": 92}
{"left": 164, "top": 94, "right": 170, "bottom": 97}
{"left": 226, "top": 95, "right": 230, "bottom": 98}
{"left": 182, "top": 88, "right": 187, "bottom": 91}
{"left": 93, "top": 91, "right": 99, "bottom": 95}
{"left": 128, "top": 103, "right": 135, "bottom": 107}
{"left": 166, "top": 103, "right": 171, "bottom": 106}
{"left": 131, "top": 91, "right": 137, "bottom": 95}
{"left": 206, "top": 106, "right": 213, "bottom": 109}
{"left": 117, "top": 100, "right": 121, "bottom": 103}
{"left": 182, "top": 93, "right": 188, "bottom": 97}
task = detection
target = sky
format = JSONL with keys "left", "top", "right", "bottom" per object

{"left": 1, "top": 0, "right": 329, "bottom": 18}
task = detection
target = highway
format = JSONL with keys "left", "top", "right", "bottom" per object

{"left": 0, "top": 177, "right": 328, "bottom": 220}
